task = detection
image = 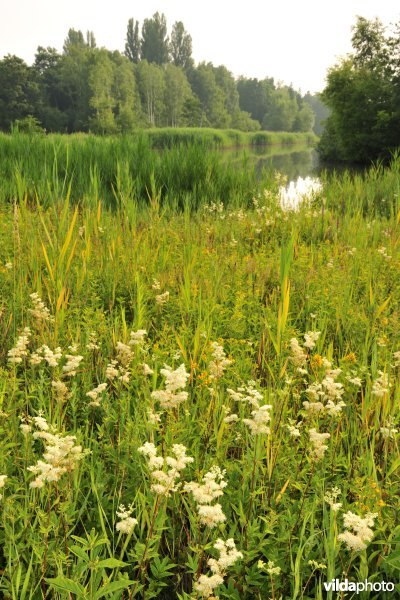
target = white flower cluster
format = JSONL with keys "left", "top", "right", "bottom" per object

{"left": 29, "top": 292, "right": 54, "bottom": 323}
{"left": 151, "top": 363, "right": 189, "bottom": 409}
{"left": 129, "top": 329, "right": 147, "bottom": 347}
{"left": 185, "top": 466, "right": 227, "bottom": 528}
{"left": 116, "top": 342, "right": 134, "bottom": 367}
{"left": 371, "top": 371, "right": 390, "bottom": 397}
{"left": 86, "top": 383, "right": 107, "bottom": 407}
{"left": 338, "top": 511, "right": 378, "bottom": 552}
{"left": 309, "top": 428, "right": 330, "bottom": 461}
{"left": 30, "top": 345, "right": 63, "bottom": 367}
{"left": 324, "top": 486, "right": 342, "bottom": 512}
{"left": 0, "top": 475, "right": 7, "bottom": 500}
{"left": 226, "top": 381, "right": 272, "bottom": 436}
{"left": 194, "top": 538, "right": 243, "bottom": 599}
{"left": 138, "top": 442, "right": 193, "bottom": 496}
{"left": 8, "top": 327, "right": 31, "bottom": 364}
{"left": 289, "top": 337, "right": 308, "bottom": 368}
{"left": 28, "top": 416, "right": 89, "bottom": 488}
{"left": 63, "top": 352, "right": 83, "bottom": 377}
{"left": 303, "top": 365, "right": 346, "bottom": 417}
{"left": 380, "top": 417, "right": 398, "bottom": 440}
{"left": 106, "top": 359, "right": 130, "bottom": 383}
{"left": 155, "top": 291, "right": 170, "bottom": 305}
{"left": 208, "top": 342, "right": 232, "bottom": 380}
{"left": 51, "top": 379, "right": 71, "bottom": 403}
{"left": 115, "top": 503, "right": 138, "bottom": 535}
{"left": 86, "top": 331, "right": 100, "bottom": 351}
{"left": 304, "top": 331, "right": 321, "bottom": 350}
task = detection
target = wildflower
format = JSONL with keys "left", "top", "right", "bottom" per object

{"left": 197, "top": 504, "right": 226, "bottom": 528}
{"left": 115, "top": 504, "right": 138, "bottom": 535}
{"left": 372, "top": 371, "right": 390, "bottom": 397}
{"left": 393, "top": 350, "right": 400, "bottom": 368}
{"left": 143, "top": 363, "right": 154, "bottom": 376}
{"left": 28, "top": 417, "right": 89, "bottom": 488}
{"left": 243, "top": 404, "right": 272, "bottom": 435}
{"left": 287, "top": 420, "right": 301, "bottom": 438}
{"left": 86, "top": 383, "right": 107, "bottom": 407}
{"left": 304, "top": 331, "right": 321, "bottom": 350}
{"left": 63, "top": 354, "right": 83, "bottom": 377}
{"left": 208, "top": 342, "right": 232, "bottom": 380}
{"left": 20, "top": 416, "right": 32, "bottom": 435}
{"left": 86, "top": 332, "right": 99, "bottom": 351}
{"left": 194, "top": 538, "right": 242, "bottom": 598}
{"left": 324, "top": 487, "right": 342, "bottom": 512}
{"left": 223, "top": 413, "right": 239, "bottom": 424}
{"left": 266, "top": 560, "right": 281, "bottom": 576}
{"left": 29, "top": 293, "right": 54, "bottom": 323}
{"left": 151, "top": 363, "right": 189, "bottom": 409}
{"left": 0, "top": 475, "right": 7, "bottom": 500}
{"left": 185, "top": 466, "right": 227, "bottom": 528}
{"left": 152, "top": 279, "right": 161, "bottom": 290}
{"left": 338, "top": 511, "right": 378, "bottom": 552}
{"left": 309, "top": 428, "right": 330, "bottom": 461}
{"left": 129, "top": 329, "right": 147, "bottom": 346}
{"left": 138, "top": 442, "right": 193, "bottom": 497}
{"left": 290, "top": 337, "right": 307, "bottom": 367}
{"left": 380, "top": 417, "right": 398, "bottom": 440}
{"left": 308, "top": 560, "right": 326, "bottom": 570}
{"left": 51, "top": 380, "right": 71, "bottom": 403}
{"left": 147, "top": 409, "right": 162, "bottom": 424}
{"left": 116, "top": 342, "right": 133, "bottom": 367}
{"left": 106, "top": 360, "right": 119, "bottom": 380}
{"left": 156, "top": 291, "right": 169, "bottom": 305}
{"left": 8, "top": 327, "right": 31, "bottom": 364}
{"left": 4, "top": 261, "right": 12, "bottom": 270}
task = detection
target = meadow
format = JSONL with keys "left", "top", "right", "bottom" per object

{"left": 0, "top": 137, "right": 399, "bottom": 599}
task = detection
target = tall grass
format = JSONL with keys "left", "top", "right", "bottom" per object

{"left": 0, "top": 142, "right": 399, "bottom": 599}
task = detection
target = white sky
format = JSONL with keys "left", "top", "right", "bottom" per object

{"left": 1, "top": 0, "right": 399, "bottom": 93}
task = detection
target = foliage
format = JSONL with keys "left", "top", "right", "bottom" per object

{"left": 319, "top": 16, "right": 400, "bottom": 163}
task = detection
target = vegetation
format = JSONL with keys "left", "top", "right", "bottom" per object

{"left": 0, "top": 131, "right": 316, "bottom": 205}
{"left": 319, "top": 16, "right": 400, "bottom": 163}
{"left": 0, "top": 140, "right": 399, "bottom": 598}
{"left": 0, "top": 12, "right": 322, "bottom": 135}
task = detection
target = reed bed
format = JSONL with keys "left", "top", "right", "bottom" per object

{"left": 0, "top": 146, "right": 399, "bottom": 599}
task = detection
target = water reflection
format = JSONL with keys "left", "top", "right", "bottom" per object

{"left": 221, "top": 145, "right": 320, "bottom": 182}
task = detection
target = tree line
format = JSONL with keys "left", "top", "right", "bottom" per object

{"left": 0, "top": 12, "right": 323, "bottom": 134}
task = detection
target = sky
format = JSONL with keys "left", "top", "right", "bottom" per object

{"left": 1, "top": 0, "right": 399, "bottom": 93}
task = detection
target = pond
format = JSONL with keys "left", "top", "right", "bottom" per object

{"left": 220, "top": 144, "right": 320, "bottom": 182}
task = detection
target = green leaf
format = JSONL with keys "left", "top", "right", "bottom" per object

{"left": 45, "top": 576, "right": 85, "bottom": 596}
{"left": 93, "top": 579, "right": 136, "bottom": 599}
{"left": 97, "top": 558, "right": 128, "bottom": 569}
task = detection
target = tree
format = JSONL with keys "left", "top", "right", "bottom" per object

{"left": 170, "top": 21, "right": 193, "bottom": 70}
{"left": 164, "top": 64, "right": 192, "bottom": 127}
{"left": 319, "top": 16, "right": 400, "bottom": 162}
{"left": 125, "top": 18, "right": 141, "bottom": 64}
{"left": 0, "top": 55, "right": 40, "bottom": 131}
{"left": 60, "top": 30, "right": 92, "bottom": 131}
{"left": 141, "top": 12, "right": 169, "bottom": 65}
{"left": 136, "top": 60, "right": 165, "bottom": 126}
{"left": 33, "top": 47, "right": 67, "bottom": 131}
{"left": 111, "top": 51, "right": 138, "bottom": 132}
{"left": 88, "top": 49, "right": 117, "bottom": 134}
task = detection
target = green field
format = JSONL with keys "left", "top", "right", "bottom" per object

{"left": 0, "top": 139, "right": 399, "bottom": 599}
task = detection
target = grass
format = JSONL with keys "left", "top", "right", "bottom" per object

{"left": 0, "top": 143, "right": 399, "bottom": 599}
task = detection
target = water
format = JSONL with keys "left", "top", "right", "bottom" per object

{"left": 221, "top": 144, "right": 320, "bottom": 182}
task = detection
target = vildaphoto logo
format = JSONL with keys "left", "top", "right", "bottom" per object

{"left": 323, "top": 579, "right": 395, "bottom": 594}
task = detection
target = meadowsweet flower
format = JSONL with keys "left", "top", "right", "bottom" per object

{"left": 4, "top": 261, "right": 12, "bottom": 270}
{"left": 115, "top": 504, "right": 138, "bottom": 534}
{"left": 309, "top": 429, "right": 330, "bottom": 461}
{"left": 290, "top": 337, "right": 307, "bottom": 367}
{"left": 380, "top": 417, "right": 398, "bottom": 440}
{"left": 29, "top": 292, "right": 54, "bottom": 323}
{"left": 86, "top": 332, "right": 99, "bottom": 351}
{"left": 223, "top": 413, "right": 239, "bottom": 424}
{"left": 194, "top": 538, "right": 242, "bottom": 598}
{"left": 28, "top": 417, "right": 89, "bottom": 488}
{"left": 143, "top": 363, "right": 154, "bottom": 376}
{"left": 308, "top": 560, "right": 326, "bottom": 570}
{"left": 324, "top": 487, "right": 342, "bottom": 512}
{"left": 86, "top": 383, "right": 107, "bottom": 407}
{"left": 266, "top": 561, "right": 281, "bottom": 576}
{"left": 304, "top": 331, "right": 321, "bottom": 350}
{"left": 106, "top": 360, "right": 119, "bottom": 380}
{"left": 152, "top": 279, "right": 161, "bottom": 290}
{"left": 338, "top": 511, "right": 378, "bottom": 552}
{"left": 51, "top": 380, "right": 71, "bottom": 403}
{"left": 197, "top": 503, "right": 226, "bottom": 528}
{"left": 372, "top": 371, "right": 390, "bottom": 397}
{"left": 147, "top": 409, "right": 162, "bottom": 424}
{"left": 129, "top": 329, "right": 147, "bottom": 346}
{"left": 8, "top": 327, "right": 31, "bottom": 364}
{"left": 30, "top": 345, "right": 63, "bottom": 367}
{"left": 0, "top": 475, "right": 7, "bottom": 500}
{"left": 151, "top": 363, "right": 189, "bottom": 409}
{"left": 243, "top": 404, "right": 272, "bottom": 435}
{"left": 185, "top": 466, "right": 227, "bottom": 528}
{"left": 393, "top": 351, "right": 400, "bottom": 367}
{"left": 20, "top": 417, "right": 32, "bottom": 435}
{"left": 63, "top": 354, "right": 83, "bottom": 377}
{"left": 156, "top": 291, "right": 169, "bottom": 305}
{"left": 138, "top": 442, "right": 193, "bottom": 496}
{"left": 208, "top": 342, "right": 232, "bottom": 380}
{"left": 287, "top": 420, "right": 301, "bottom": 437}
